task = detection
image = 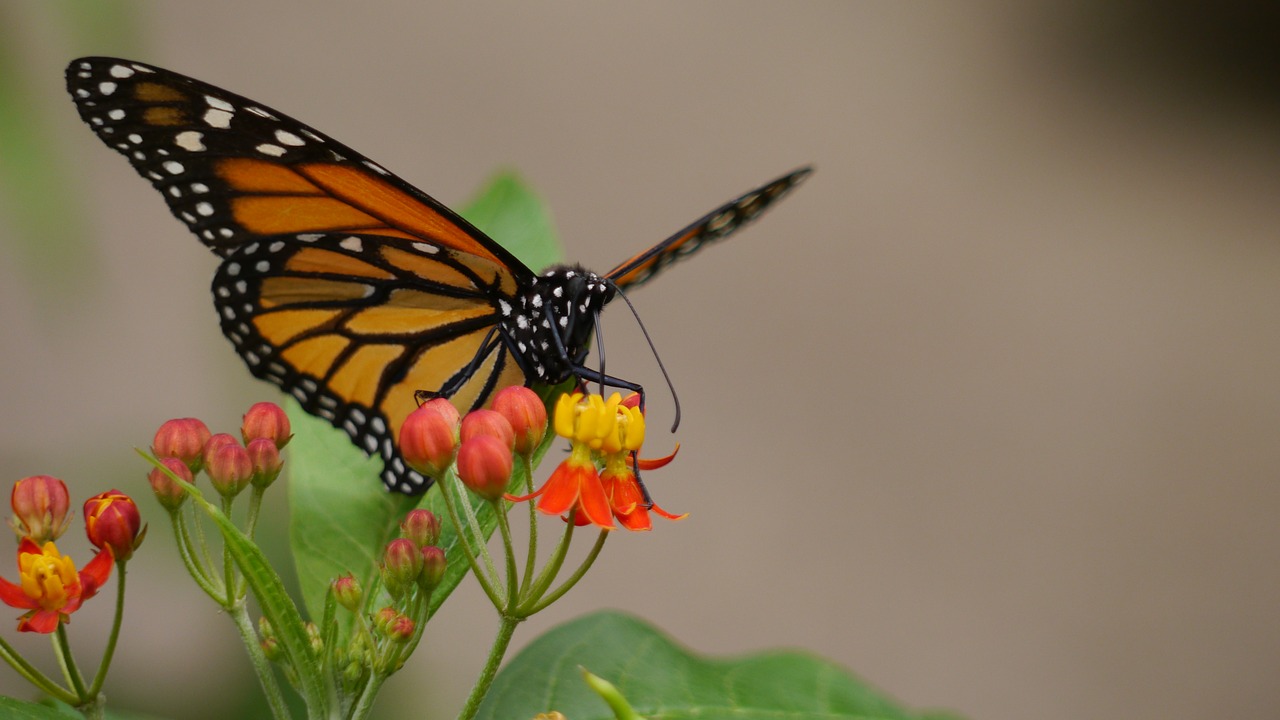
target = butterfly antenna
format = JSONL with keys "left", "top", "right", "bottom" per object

{"left": 609, "top": 282, "right": 682, "bottom": 432}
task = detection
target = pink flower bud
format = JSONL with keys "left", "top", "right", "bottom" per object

{"left": 420, "top": 397, "right": 460, "bottom": 427}
{"left": 492, "top": 386, "right": 548, "bottom": 455}
{"left": 147, "top": 457, "right": 191, "bottom": 510}
{"left": 241, "top": 402, "right": 292, "bottom": 449}
{"left": 331, "top": 573, "right": 363, "bottom": 612}
{"left": 456, "top": 435, "right": 513, "bottom": 501}
{"left": 419, "top": 545, "right": 446, "bottom": 589}
{"left": 400, "top": 509, "right": 441, "bottom": 548}
{"left": 152, "top": 418, "right": 212, "bottom": 473}
{"left": 382, "top": 537, "right": 423, "bottom": 595}
{"left": 386, "top": 615, "right": 414, "bottom": 642}
{"left": 205, "top": 439, "right": 252, "bottom": 497}
{"left": 10, "top": 475, "right": 71, "bottom": 543}
{"left": 246, "top": 437, "right": 284, "bottom": 489}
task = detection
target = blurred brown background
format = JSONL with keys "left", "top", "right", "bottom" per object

{"left": 2, "top": 2, "right": 1279, "bottom": 719}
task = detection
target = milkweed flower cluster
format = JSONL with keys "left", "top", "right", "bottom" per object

{"left": 510, "top": 391, "right": 684, "bottom": 531}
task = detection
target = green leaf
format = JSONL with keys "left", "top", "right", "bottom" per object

{"left": 478, "top": 611, "right": 960, "bottom": 720}
{"left": 287, "top": 173, "right": 565, "bottom": 626}
{"left": 0, "top": 697, "right": 80, "bottom": 720}
{"left": 462, "top": 171, "right": 565, "bottom": 273}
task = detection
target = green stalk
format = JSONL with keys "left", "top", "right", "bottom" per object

{"left": 436, "top": 472, "right": 502, "bottom": 607}
{"left": 455, "top": 614, "right": 520, "bottom": 720}
{"left": 170, "top": 511, "right": 222, "bottom": 598}
{"left": 0, "top": 634, "right": 76, "bottom": 703}
{"left": 53, "top": 624, "right": 87, "bottom": 699}
{"left": 88, "top": 560, "right": 127, "bottom": 696}
{"left": 228, "top": 602, "right": 292, "bottom": 720}
{"left": 523, "top": 529, "right": 608, "bottom": 615}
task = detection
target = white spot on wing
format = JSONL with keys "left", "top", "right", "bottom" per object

{"left": 162, "top": 161, "right": 185, "bottom": 175}
{"left": 275, "top": 130, "right": 305, "bottom": 146}
{"left": 205, "top": 96, "right": 234, "bottom": 111}
{"left": 109, "top": 65, "right": 135, "bottom": 79}
{"left": 107, "top": 109, "right": 125, "bottom": 120}
{"left": 98, "top": 81, "right": 117, "bottom": 95}
{"left": 340, "top": 236, "right": 363, "bottom": 253}
{"left": 196, "top": 202, "right": 215, "bottom": 216}
{"left": 411, "top": 242, "right": 439, "bottom": 255}
{"left": 204, "top": 109, "right": 232, "bottom": 129}
{"left": 256, "top": 143, "right": 285, "bottom": 157}
{"left": 174, "top": 131, "right": 206, "bottom": 152}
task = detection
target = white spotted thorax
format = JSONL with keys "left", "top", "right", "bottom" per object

{"left": 503, "top": 264, "right": 615, "bottom": 383}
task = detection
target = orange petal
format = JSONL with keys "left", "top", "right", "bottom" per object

{"left": 575, "top": 472, "right": 615, "bottom": 529}
{"left": 616, "top": 507, "right": 652, "bottom": 531}
{"left": 0, "top": 575, "right": 35, "bottom": 611}
{"left": 78, "top": 550, "right": 114, "bottom": 601}
{"left": 650, "top": 503, "right": 688, "bottom": 521}
{"left": 18, "top": 609, "right": 60, "bottom": 634}
{"left": 636, "top": 443, "right": 679, "bottom": 470}
{"left": 536, "top": 462, "right": 587, "bottom": 516}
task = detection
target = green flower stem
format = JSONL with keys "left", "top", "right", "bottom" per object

{"left": 228, "top": 600, "right": 291, "bottom": 720}
{"left": 492, "top": 502, "right": 519, "bottom": 610}
{"left": 523, "top": 529, "right": 608, "bottom": 616}
{"left": 349, "top": 669, "right": 388, "bottom": 720}
{"left": 436, "top": 473, "right": 502, "bottom": 608}
{"left": 53, "top": 624, "right": 87, "bottom": 700}
{"left": 518, "top": 454, "right": 538, "bottom": 597}
{"left": 0, "top": 634, "right": 76, "bottom": 703}
{"left": 245, "top": 485, "right": 266, "bottom": 541}
{"left": 455, "top": 614, "right": 520, "bottom": 720}
{"left": 88, "top": 559, "right": 127, "bottom": 697}
{"left": 397, "top": 586, "right": 433, "bottom": 663}
{"left": 220, "top": 495, "right": 238, "bottom": 604}
{"left": 519, "top": 516, "right": 575, "bottom": 611}
{"left": 454, "top": 473, "right": 500, "bottom": 586}
{"left": 170, "top": 511, "right": 222, "bottom": 599}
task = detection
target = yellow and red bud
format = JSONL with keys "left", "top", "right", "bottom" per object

{"left": 400, "top": 509, "right": 441, "bottom": 548}
{"left": 455, "top": 435, "right": 514, "bottom": 501}
{"left": 491, "top": 386, "right": 548, "bottom": 455}
{"left": 245, "top": 437, "right": 284, "bottom": 489}
{"left": 399, "top": 404, "right": 458, "bottom": 478}
{"left": 460, "top": 409, "right": 515, "bottom": 450}
{"left": 205, "top": 438, "right": 252, "bottom": 497}
{"left": 372, "top": 606, "right": 399, "bottom": 633}
{"left": 241, "top": 401, "right": 292, "bottom": 449}
{"left": 83, "top": 491, "right": 143, "bottom": 561}
{"left": 147, "top": 457, "right": 191, "bottom": 511}
{"left": 152, "top": 418, "right": 212, "bottom": 473}
{"left": 10, "top": 475, "right": 71, "bottom": 544}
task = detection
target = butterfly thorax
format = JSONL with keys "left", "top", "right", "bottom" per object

{"left": 502, "top": 264, "right": 615, "bottom": 384}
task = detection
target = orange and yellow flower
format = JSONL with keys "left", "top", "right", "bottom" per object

{"left": 509, "top": 391, "right": 684, "bottom": 531}
{"left": 0, "top": 538, "right": 113, "bottom": 633}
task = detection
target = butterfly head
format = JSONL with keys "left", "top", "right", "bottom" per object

{"left": 504, "top": 265, "right": 614, "bottom": 384}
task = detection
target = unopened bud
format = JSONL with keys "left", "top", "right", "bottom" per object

{"left": 400, "top": 509, "right": 441, "bottom": 548}
{"left": 456, "top": 435, "right": 513, "bottom": 501}
{"left": 492, "top": 386, "right": 548, "bottom": 455}
{"left": 241, "top": 402, "right": 292, "bottom": 449}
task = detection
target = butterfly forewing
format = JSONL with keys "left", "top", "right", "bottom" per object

{"left": 65, "top": 57, "right": 530, "bottom": 279}
{"left": 604, "top": 166, "right": 812, "bottom": 289}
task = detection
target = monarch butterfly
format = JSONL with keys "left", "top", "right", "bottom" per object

{"left": 66, "top": 57, "right": 811, "bottom": 494}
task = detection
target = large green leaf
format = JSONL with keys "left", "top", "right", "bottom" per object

{"left": 287, "top": 173, "right": 565, "bottom": 625}
{"left": 478, "top": 611, "right": 962, "bottom": 720}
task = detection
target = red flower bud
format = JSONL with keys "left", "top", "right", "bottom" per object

{"left": 382, "top": 537, "right": 423, "bottom": 595}
{"left": 491, "top": 386, "right": 548, "bottom": 455}
{"left": 83, "top": 490, "right": 143, "bottom": 561}
{"left": 419, "top": 545, "right": 446, "bottom": 589}
{"left": 246, "top": 437, "right": 284, "bottom": 489}
{"left": 385, "top": 614, "right": 414, "bottom": 642}
{"left": 241, "top": 402, "right": 292, "bottom": 449}
{"left": 420, "top": 397, "right": 460, "bottom": 427}
{"left": 331, "top": 573, "right": 363, "bottom": 612}
{"left": 147, "top": 457, "right": 191, "bottom": 510}
{"left": 400, "top": 404, "right": 458, "bottom": 478}
{"left": 202, "top": 433, "right": 239, "bottom": 471}
{"left": 455, "top": 435, "right": 513, "bottom": 501}
{"left": 460, "top": 409, "right": 515, "bottom": 450}
{"left": 372, "top": 606, "right": 399, "bottom": 632}
{"left": 205, "top": 438, "right": 252, "bottom": 497}
{"left": 152, "top": 418, "right": 212, "bottom": 473}
{"left": 10, "top": 475, "right": 71, "bottom": 543}
{"left": 400, "top": 509, "right": 441, "bottom": 548}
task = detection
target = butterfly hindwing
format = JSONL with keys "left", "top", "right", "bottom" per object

{"left": 213, "top": 232, "right": 527, "bottom": 493}
{"left": 604, "top": 167, "right": 812, "bottom": 289}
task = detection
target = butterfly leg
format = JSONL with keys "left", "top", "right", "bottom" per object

{"left": 413, "top": 328, "right": 503, "bottom": 404}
